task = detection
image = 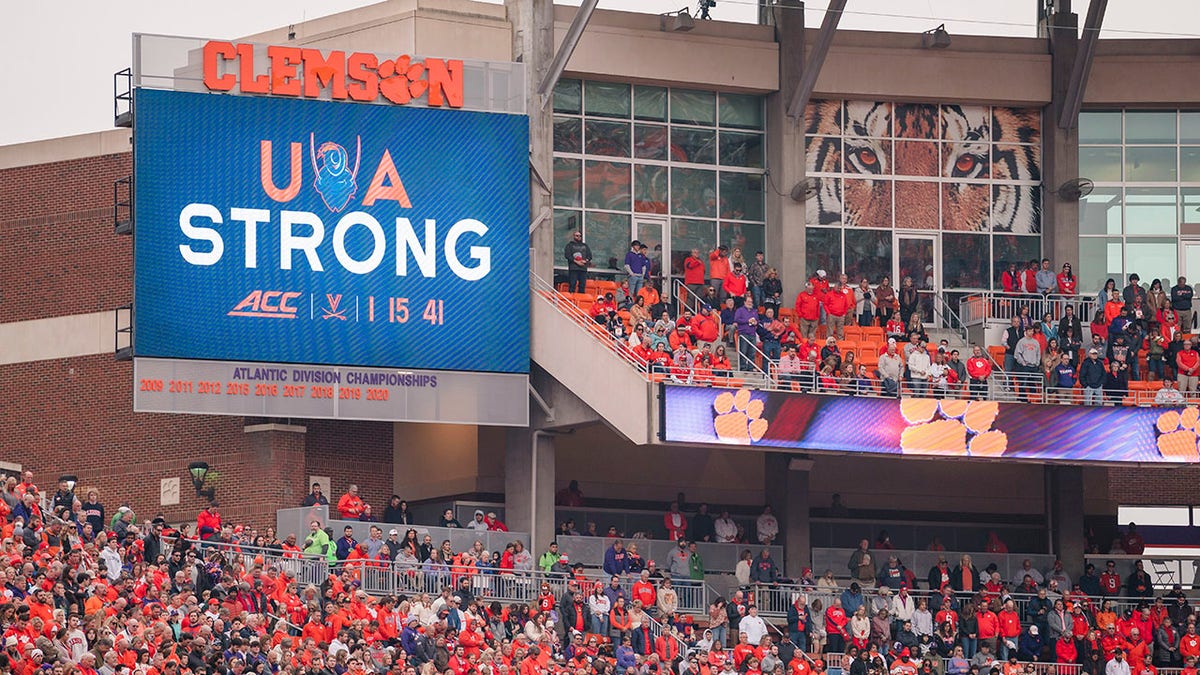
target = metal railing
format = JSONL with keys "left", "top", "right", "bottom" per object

{"left": 555, "top": 535, "right": 782, "bottom": 575}
{"left": 960, "top": 292, "right": 1098, "bottom": 328}
{"left": 1084, "top": 554, "right": 1200, "bottom": 590}
{"left": 671, "top": 279, "right": 778, "bottom": 383}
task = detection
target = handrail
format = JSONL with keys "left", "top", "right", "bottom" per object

{"left": 932, "top": 292, "right": 969, "bottom": 344}
{"left": 530, "top": 271, "right": 652, "bottom": 376}
{"left": 960, "top": 291, "right": 1098, "bottom": 328}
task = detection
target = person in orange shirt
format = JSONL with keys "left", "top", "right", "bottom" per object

{"left": 337, "top": 485, "right": 367, "bottom": 520}
{"left": 709, "top": 246, "right": 732, "bottom": 301}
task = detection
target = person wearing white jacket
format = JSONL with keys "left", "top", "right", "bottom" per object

{"left": 714, "top": 511, "right": 738, "bottom": 543}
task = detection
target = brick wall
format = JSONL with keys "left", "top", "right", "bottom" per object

{"left": 1106, "top": 466, "right": 1200, "bottom": 506}
{"left": 305, "top": 420, "right": 394, "bottom": 514}
{"left": 0, "top": 153, "right": 133, "bottom": 321}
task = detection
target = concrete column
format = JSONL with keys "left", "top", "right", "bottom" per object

{"left": 1043, "top": 11, "right": 1081, "bottom": 266}
{"left": 505, "top": 428, "right": 556, "bottom": 553}
{"left": 507, "top": 0, "right": 554, "bottom": 280}
{"left": 765, "top": 0, "right": 807, "bottom": 301}
{"left": 765, "top": 454, "right": 813, "bottom": 577}
{"left": 1048, "top": 465, "right": 1086, "bottom": 580}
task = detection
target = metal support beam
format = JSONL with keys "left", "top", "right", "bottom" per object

{"left": 536, "top": 0, "right": 599, "bottom": 105}
{"left": 786, "top": 0, "right": 847, "bottom": 120}
{"left": 1058, "top": 0, "right": 1107, "bottom": 129}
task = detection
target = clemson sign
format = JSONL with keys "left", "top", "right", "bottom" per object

{"left": 201, "top": 41, "right": 464, "bottom": 108}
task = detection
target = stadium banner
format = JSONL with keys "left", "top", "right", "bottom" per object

{"left": 661, "top": 385, "right": 1200, "bottom": 464}
{"left": 133, "top": 357, "right": 528, "bottom": 426}
{"left": 133, "top": 88, "right": 530, "bottom": 375}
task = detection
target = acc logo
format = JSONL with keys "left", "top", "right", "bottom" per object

{"left": 228, "top": 290, "right": 302, "bottom": 319}
{"left": 311, "top": 134, "right": 360, "bottom": 213}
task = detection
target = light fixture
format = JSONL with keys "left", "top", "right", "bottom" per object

{"left": 188, "top": 461, "right": 215, "bottom": 500}
{"left": 659, "top": 7, "right": 695, "bottom": 32}
{"left": 923, "top": 24, "right": 952, "bottom": 49}
{"left": 59, "top": 475, "right": 77, "bottom": 492}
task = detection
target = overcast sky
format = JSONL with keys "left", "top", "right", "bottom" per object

{"left": 4, "top": 0, "right": 1199, "bottom": 146}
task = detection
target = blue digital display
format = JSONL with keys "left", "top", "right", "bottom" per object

{"left": 133, "top": 89, "right": 530, "bottom": 373}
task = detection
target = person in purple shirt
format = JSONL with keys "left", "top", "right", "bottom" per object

{"left": 733, "top": 297, "right": 761, "bottom": 372}
{"left": 624, "top": 240, "right": 650, "bottom": 297}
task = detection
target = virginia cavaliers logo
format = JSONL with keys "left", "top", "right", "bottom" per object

{"left": 310, "top": 133, "right": 361, "bottom": 213}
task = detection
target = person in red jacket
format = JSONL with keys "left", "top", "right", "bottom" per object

{"left": 1001, "top": 262, "right": 1020, "bottom": 294}
{"left": 663, "top": 502, "right": 688, "bottom": 541}
{"left": 823, "top": 276, "right": 853, "bottom": 340}
{"left": 1023, "top": 259, "right": 1039, "bottom": 294}
{"left": 1056, "top": 263, "right": 1077, "bottom": 296}
{"left": 966, "top": 346, "right": 992, "bottom": 399}
{"left": 723, "top": 264, "right": 749, "bottom": 306}
{"left": 337, "top": 486, "right": 366, "bottom": 520}
{"left": 709, "top": 246, "right": 731, "bottom": 301}
{"left": 795, "top": 282, "right": 822, "bottom": 341}
{"left": 684, "top": 249, "right": 708, "bottom": 301}
{"left": 693, "top": 306, "right": 720, "bottom": 347}
{"left": 810, "top": 270, "right": 830, "bottom": 300}
{"left": 197, "top": 503, "right": 222, "bottom": 541}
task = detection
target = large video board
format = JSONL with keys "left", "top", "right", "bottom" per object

{"left": 133, "top": 88, "right": 529, "bottom": 374}
{"left": 662, "top": 385, "right": 1200, "bottom": 464}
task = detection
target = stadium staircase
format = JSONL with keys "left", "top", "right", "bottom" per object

{"left": 530, "top": 274, "right": 656, "bottom": 444}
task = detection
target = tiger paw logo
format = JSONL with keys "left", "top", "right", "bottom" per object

{"left": 713, "top": 389, "right": 767, "bottom": 444}
{"left": 1154, "top": 406, "right": 1200, "bottom": 461}
{"left": 378, "top": 56, "right": 429, "bottom": 104}
{"left": 898, "top": 399, "right": 1008, "bottom": 457}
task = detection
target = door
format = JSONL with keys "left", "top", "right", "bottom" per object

{"left": 633, "top": 215, "right": 669, "bottom": 297}
{"left": 895, "top": 234, "right": 939, "bottom": 325}
{"left": 1180, "top": 238, "right": 1200, "bottom": 328}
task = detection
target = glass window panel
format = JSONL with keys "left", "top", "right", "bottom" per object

{"left": 894, "top": 141, "right": 940, "bottom": 177}
{"left": 669, "top": 219, "right": 717, "bottom": 275}
{"left": 843, "top": 178, "right": 892, "bottom": 228}
{"left": 722, "top": 223, "right": 764, "bottom": 263}
{"left": 671, "top": 127, "right": 717, "bottom": 164}
{"left": 806, "top": 228, "right": 842, "bottom": 278}
{"left": 990, "top": 184, "right": 1041, "bottom": 233}
{"left": 634, "top": 85, "right": 667, "bottom": 121}
{"left": 671, "top": 168, "right": 717, "bottom": 218}
{"left": 719, "top": 172, "right": 764, "bottom": 222}
{"left": 634, "top": 165, "right": 669, "bottom": 214}
{"left": 844, "top": 101, "right": 892, "bottom": 139}
{"left": 584, "top": 120, "right": 630, "bottom": 157}
{"left": 1183, "top": 188, "right": 1200, "bottom": 224}
{"left": 670, "top": 89, "right": 716, "bottom": 126}
{"left": 844, "top": 138, "right": 892, "bottom": 176}
{"left": 553, "top": 79, "right": 581, "bottom": 114}
{"left": 1079, "top": 147, "right": 1122, "bottom": 182}
{"left": 553, "top": 158, "right": 581, "bottom": 208}
{"left": 893, "top": 104, "right": 939, "bottom": 140}
{"left": 894, "top": 182, "right": 940, "bottom": 229}
{"left": 584, "top": 81, "right": 630, "bottom": 119}
{"left": 1078, "top": 237, "right": 1123, "bottom": 300}
{"left": 806, "top": 136, "right": 842, "bottom": 174}
{"left": 1126, "top": 238, "right": 1178, "bottom": 286}
{"left": 1125, "top": 146, "right": 1177, "bottom": 182}
{"left": 584, "top": 212, "right": 632, "bottom": 271}
{"left": 554, "top": 209, "right": 582, "bottom": 268}
{"left": 634, "top": 124, "right": 669, "bottom": 161}
{"left": 843, "top": 229, "right": 892, "bottom": 284}
{"left": 720, "top": 131, "right": 764, "bottom": 168}
{"left": 1125, "top": 111, "right": 1177, "bottom": 144}
{"left": 1181, "top": 147, "right": 1200, "bottom": 182}
{"left": 941, "top": 184, "right": 991, "bottom": 232}
{"left": 991, "top": 145, "right": 1041, "bottom": 182}
{"left": 584, "top": 160, "right": 631, "bottom": 211}
{"left": 1181, "top": 113, "right": 1200, "bottom": 144}
{"left": 554, "top": 116, "right": 581, "bottom": 154}
{"left": 805, "top": 100, "right": 843, "bottom": 135}
{"left": 993, "top": 235, "right": 1041, "bottom": 290}
{"left": 806, "top": 177, "right": 843, "bottom": 227}
{"left": 1079, "top": 188, "right": 1122, "bottom": 235}
{"left": 942, "top": 233, "right": 990, "bottom": 289}
{"left": 719, "top": 94, "right": 763, "bottom": 130}
{"left": 1079, "top": 112, "right": 1121, "bottom": 144}
{"left": 1125, "top": 188, "right": 1178, "bottom": 236}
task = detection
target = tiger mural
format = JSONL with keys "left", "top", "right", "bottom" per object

{"left": 804, "top": 100, "right": 1041, "bottom": 233}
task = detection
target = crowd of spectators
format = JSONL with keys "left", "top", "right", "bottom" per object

{"left": 561, "top": 236, "right": 1200, "bottom": 407}
{"left": 2, "top": 466, "right": 1195, "bottom": 675}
